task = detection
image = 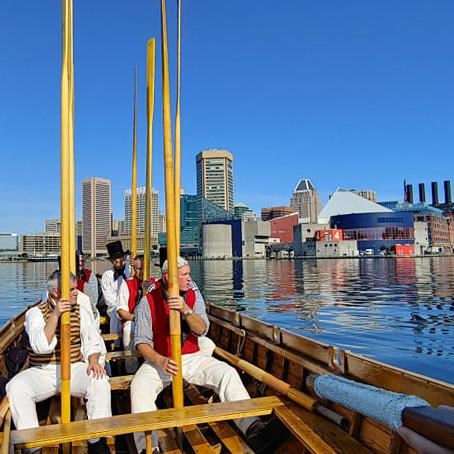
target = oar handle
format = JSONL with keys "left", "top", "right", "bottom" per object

{"left": 402, "top": 406, "right": 454, "bottom": 450}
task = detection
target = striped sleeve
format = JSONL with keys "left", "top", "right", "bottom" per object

{"left": 133, "top": 296, "right": 153, "bottom": 348}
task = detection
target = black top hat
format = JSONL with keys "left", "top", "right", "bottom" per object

{"left": 106, "top": 240, "right": 129, "bottom": 259}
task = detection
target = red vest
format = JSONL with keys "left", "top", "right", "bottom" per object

{"left": 145, "top": 280, "right": 199, "bottom": 357}
{"left": 126, "top": 277, "right": 142, "bottom": 314}
{"left": 76, "top": 269, "right": 92, "bottom": 292}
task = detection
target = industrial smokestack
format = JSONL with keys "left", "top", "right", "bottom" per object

{"left": 406, "top": 184, "right": 413, "bottom": 204}
{"left": 418, "top": 183, "right": 426, "bottom": 203}
{"left": 444, "top": 180, "right": 452, "bottom": 205}
{"left": 431, "top": 182, "right": 439, "bottom": 206}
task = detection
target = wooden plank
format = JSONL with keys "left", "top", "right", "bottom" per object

{"left": 1, "top": 410, "right": 12, "bottom": 454}
{"left": 241, "top": 315, "right": 278, "bottom": 343}
{"left": 102, "top": 333, "right": 120, "bottom": 342}
{"left": 344, "top": 351, "right": 454, "bottom": 407}
{"left": 275, "top": 403, "right": 371, "bottom": 454}
{"left": 105, "top": 350, "right": 142, "bottom": 362}
{"left": 109, "top": 375, "right": 134, "bottom": 391}
{"left": 208, "top": 306, "right": 241, "bottom": 326}
{"left": 182, "top": 425, "right": 217, "bottom": 454}
{"left": 11, "top": 396, "right": 284, "bottom": 449}
{"left": 185, "top": 384, "right": 253, "bottom": 454}
{"left": 158, "top": 429, "right": 182, "bottom": 454}
{"left": 280, "top": 329, "right": 332, "bottom": 366}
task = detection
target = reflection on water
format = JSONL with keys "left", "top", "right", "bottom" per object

{"left": 1, "top": 257, "right": 453, "bottom": 383}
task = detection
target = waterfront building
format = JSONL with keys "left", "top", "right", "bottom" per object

{"left": 201, "top": 219, "right": 270, "bottom": 258}
{"left": 234, "top": 203, "right": 256, "bottom": 222}
{"left": 293, "top": 222, "right": 329, "bottom": 256}
{"left": 290, "top": 179, "right": 321, "bottom": 223}
{"left": 0, "top": 233, "right": 19, "bottom": 257}
{"left": 20, "top": 233, "right": 61, "bottom": 256}
{"left": 261, "top": 206, "right": 294, "bottom": 221}
{"left": 300, "top": 240, "right": 358, "bottom": 258}
{"left": 269, "top": 212, "right": 299, "bottom": 243}
{"left": 414, "top": 222, "right": 429, "bottom": 255}
{"left": 82, "top": 177, "right": 112, "bottom": 257}
{"left": 319, "top": 188, "right": 391, "bottom": 224}
{"left": 330, "top": 212, "right": 414, "bottom": 253}
{"left": 196, "top": 149, "right": 234, "bottom": 214}
{"left": 123, "top": 186, "right": 159, "bottom": 236}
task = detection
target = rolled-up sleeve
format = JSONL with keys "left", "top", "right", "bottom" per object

{"left": 79, "top": 294, "right": 106, "bottom": 360}
{"left": 25, "top": 307, "right": 57, "bottom": 354}
{"left": 133, "top": 296, "right": 153, "bottom": 349}
{"left": 189, "top": 282, "right": 209, "bottom": 335}
{"left": 116, "top": 281, "right": 130, "bottom": 319}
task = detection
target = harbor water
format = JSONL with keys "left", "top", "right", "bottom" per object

{"left": 0, "top": 256, "right": 453, "bottom": 383}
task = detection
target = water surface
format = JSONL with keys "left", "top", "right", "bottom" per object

{"left": 1, "top": 257, "right": 453, "bottom": 383}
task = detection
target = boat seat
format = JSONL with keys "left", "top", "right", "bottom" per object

{"left": 275, "top": 402, "right": 371, "bottom": 454}
{"left": 109, "top": 374, "right": 134, "bottom": 391}
{"left": 9, "top": 396, "right": 284, "bottom": 450}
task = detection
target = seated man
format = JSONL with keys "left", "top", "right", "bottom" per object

{"left": 116, "top": 255, "right": 145, "bottom": 373}
{"left": 131, "top": 257, "right": 280, "bottom": 453}
{"left": 6, "top": 270, "right": 111, "bottom": 454}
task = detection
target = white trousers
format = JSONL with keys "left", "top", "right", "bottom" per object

{"left": 6, "top": 362, "right": 112, "bottom": 430}
{"left": 131, "top": 350, "right": 255, "bottom": 452}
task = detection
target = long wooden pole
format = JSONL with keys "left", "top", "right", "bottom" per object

{"left": 174, "top": 0, "right": 182, "bottom": 254}
{"left": 144, "top": 39, "right": 156, "bottom": 281}
{"left": 60, "top": 0, "right": 73, "bottom": 427}
{"left": 160, "top": 0, "right": 183, "bottom": 408}
{"left": 131, "top": 65, "right": 138, "bottom": 259}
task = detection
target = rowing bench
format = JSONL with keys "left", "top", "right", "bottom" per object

{"left": 9, "top": 396, "right": 284, "bottom": 450}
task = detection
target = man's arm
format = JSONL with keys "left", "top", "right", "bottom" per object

{"left": 79, "top": 293, "right": 106, "bottom": 362}
{"left": 26, "top": 306, "right": 59, "bottom": 354}
{"left": 134, "top": 297, "right": 178, "bottom": 375}
{"left": 116, "top": 281, "right": 134, "bottom": 321}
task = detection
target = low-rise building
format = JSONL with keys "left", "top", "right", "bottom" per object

{"left": 242, "top": 220, "right": 270, "bottom": 258}
{"left": 20, "top": 233, "right": 61, "bottom": 256}
{"left": 301, "top": 240, "right": 358, "bottom": 258}
{"left": 0, "top": 233, "right": 19, "bottom": 257}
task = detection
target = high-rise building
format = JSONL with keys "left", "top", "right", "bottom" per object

{"left": 349, "top": 189, "right": 377, "bottom": 203}
{"left": 45, "top": 219, "right": 61, "bottom": 234}
{"left": 290, "top": 179, "right": 321, "bottom": 223}
{"left": 158, "top": 213, "right": 166, "bottom": 233}
{"left": 196, "top": 149, "right": 234, "bottom": 213}
{"left": 82, "top": 177, "right": 112, "bottom": 257}
{"left": 261, "top": 206, "right": 294, "bottom": 221}
{"left": 234, "top": 203, "right": 257, "bottom": 222}
{"left": 123, "top": 186, "right": 159, "bottom": 237}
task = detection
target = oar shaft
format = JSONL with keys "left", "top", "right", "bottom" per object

{"left": 131, "top": 65, "right": 138, "bottom": 258}
{"left": 160, "top": 0, "right": 183, "bottom": 408}
{"left": 144, "top": 39, "right": 156, "bottom": 281}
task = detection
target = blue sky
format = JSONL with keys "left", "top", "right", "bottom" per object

{"left": 1, "top": 0, "right": 453, "bottom": 233}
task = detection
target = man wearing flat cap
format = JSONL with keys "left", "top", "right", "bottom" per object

{"left": 101, "top": 241, "right": 130, "bottom": 340}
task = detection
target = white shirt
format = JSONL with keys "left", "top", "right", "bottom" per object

{"left": 25, "top": 291, "right": 106, "bottom": 363}
{"left": 101, "top": 268, "right": 127, "bottom": 316}
{"left": 116, "top": 279, "right": 132, "bottom": 320}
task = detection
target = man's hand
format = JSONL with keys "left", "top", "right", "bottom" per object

{"left": 87, "top": 362, "right": 106, "bottom": 379}
{"left": 52, "top": 299, "right": 71, "bottom": 318}
{"left": 157, "top": 355, "right": 178, "bottom": 376}
{"left": 167, "top": 296, "right": 188, "bottom": 314}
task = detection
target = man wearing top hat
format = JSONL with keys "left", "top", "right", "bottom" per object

{"left": 101, "top": 241, "right": 130, "bottom": 340}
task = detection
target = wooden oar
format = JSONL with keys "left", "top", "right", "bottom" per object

{"left": 160, "top": 0, "right": 184, "bottom": 408}
{"left": 214, "top": 347, "right": 347, "bottom": 428}
{"left": 60, "top": 0, "right": 74, "bottom": 434}
{"left": 131, "top": 65, "right": 138, "bottom": 259}
{"left": 143, "top": 38, "right": 156, "bottom": 281}
{"left": 1, "top": 410, "right": 12, "bottom": 454}
{"left": 174, "top": 0, "right": 182, "bottom": 254}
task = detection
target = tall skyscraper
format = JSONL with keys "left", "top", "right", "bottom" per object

{"left": 82, "top": 177, "right": 112, "bottom": 257}
{"left": 196, "top": 149, "right": 234, "bottom": 213}
{"left": 290, "top": 179, "right": 321, "bottom": 223}
{"left": 124, "top": 186, "right": 159, "bottom": 237}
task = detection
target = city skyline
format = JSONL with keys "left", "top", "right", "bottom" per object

{"left": 1, "top": 1, "right": 454, "bottom": 233}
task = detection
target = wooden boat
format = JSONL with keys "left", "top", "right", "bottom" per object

{"left": 1, "top": 300, "right": 453, "bottom": 453}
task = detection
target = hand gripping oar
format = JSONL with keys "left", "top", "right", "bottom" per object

{"left": 308, "top": 374, "right": 454, "bottom": 450}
